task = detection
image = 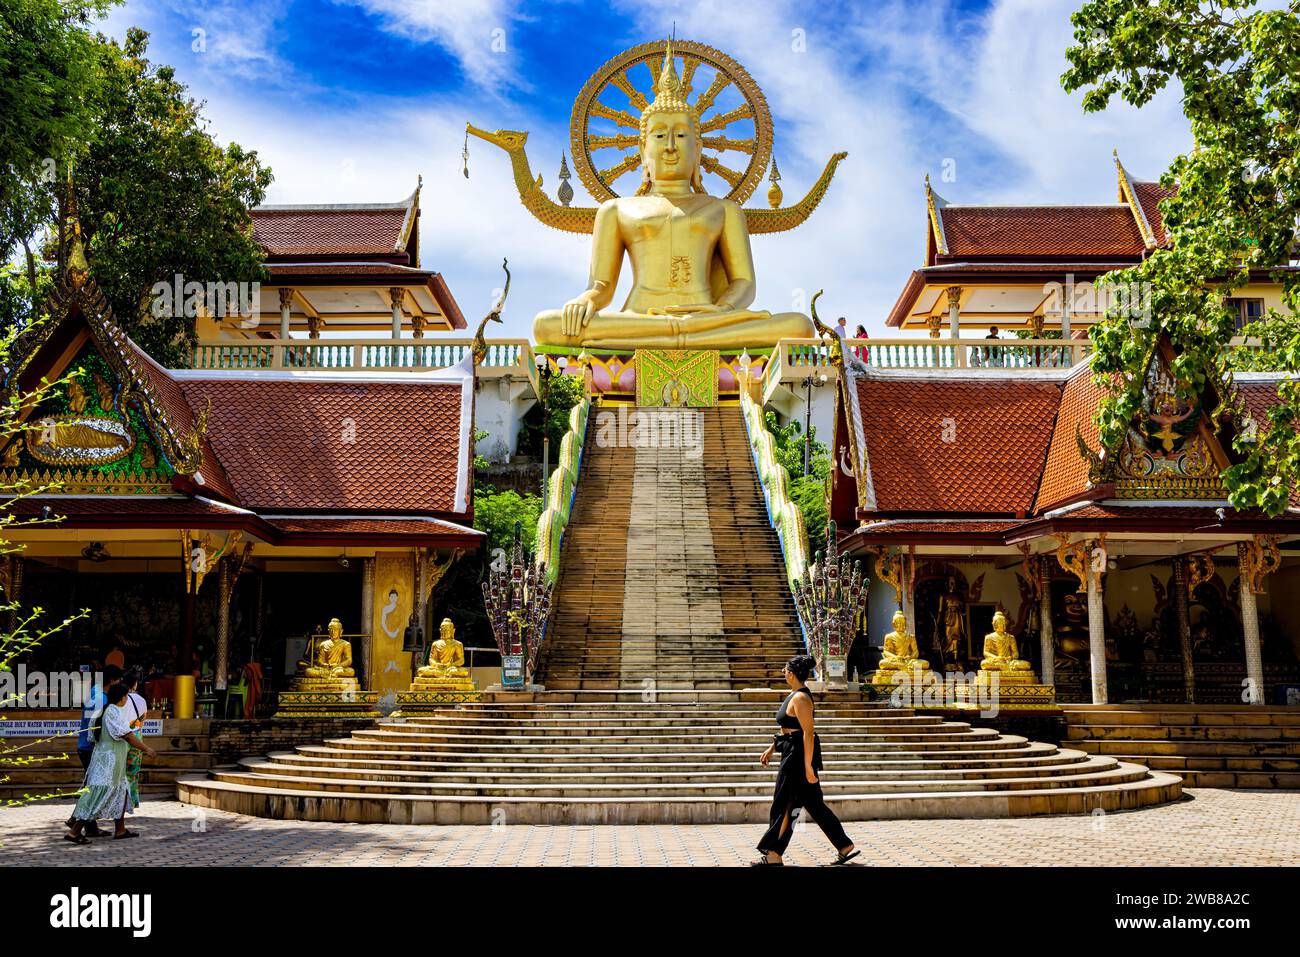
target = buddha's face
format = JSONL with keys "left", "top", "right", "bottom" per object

{"left": 892, "top": 612, "right": 906, "bottom": 632}
{"left": 641, "top": 110, "right": 700, "bottom": 184}
{"left": 328, "top": 618, "right": 342, "bottom": 639}
{"left": 992, "top": 613, "right": 1007, "bottom": 635}
{"left": 440, "top": 618, "right": 455, "bottom": 640}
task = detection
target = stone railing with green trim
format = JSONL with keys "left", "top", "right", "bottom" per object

{"left": 534, "top": 396, "right": 591, "bottom": 586}
{"left": 739, "top": 383, "right": 810, "bottom": 596}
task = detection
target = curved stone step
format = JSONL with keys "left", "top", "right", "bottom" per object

{"left": 177, "top": 769, "right": 1183, "bottom": 824}
{"left": 211, "top": 758, "right": 1152, "bottom": 798}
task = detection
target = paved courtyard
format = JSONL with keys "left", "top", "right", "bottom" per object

{"left": 2, "top": 789, "right": 1298, "bottom": 866}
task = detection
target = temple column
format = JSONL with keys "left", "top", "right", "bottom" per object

{"left": 946, "top": 286, "right": 965, "bottom": 367}
{"left": 1037, "top": 555, "right": 1054, "bottom": 686}
{"left": 359, "top": 557, "right": 375, "bottom": 688}
{"left": 215, "top": 557, "right": 231, "bottom": 692}
{"left": 389, "top": 287, "right": 404, "bottom": 339}
{"left": 1173, "top": 557, "right": 1196, "bottom": 704}
{"left": 1060, "top": 283, "right": 1072, "bottom": 342}
{"left": 277, "top": 287, "right": 292, "bottom": 339}
{"left": 1086, "top": 552, "right": 1108, "bottom": 704}
{"left": 1237, "top": 542, "right": 1265, "bottom": 704}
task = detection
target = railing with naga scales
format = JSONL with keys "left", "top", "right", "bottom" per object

{"left": 534, "top": 396, "right": 590, "bottom": 586}
{"left": 739, "top": 379, "right": 812, "bottom": 653}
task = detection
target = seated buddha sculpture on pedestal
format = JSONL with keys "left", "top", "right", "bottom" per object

{"left": 412, "top": 618, "right": 476, "bottom": 693}
{"left": 868, "top": 611, "right": 931, "bottom": 685}
{"left": 979, "top": 610, "right": 1036, "bottom": 682}
{"left": 532, "top": 42, "right": 815, "bottom": 352}
{"left": 292, "top": 617, "right": 359, "bottom": 692}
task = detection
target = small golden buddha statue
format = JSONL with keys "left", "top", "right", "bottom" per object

{"left": 532, "top": 42, "right": 815, "bottom": 351}
{"left": 979, "top": 610, "right": 1036, "bottom": 683}
{"left": 411, "top": 618, "right": 476, "bottom": 693}
{"left": 868, "top": 611, "right": 931, "bottom": 685}
{"left": 292, "top": 617, "right": 359, "bottom": 692}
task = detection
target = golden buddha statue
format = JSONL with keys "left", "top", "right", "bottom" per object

{"left": 292, "top": 617, "right": 359, "bottom": 692}
{"left": 532, "top": 42, "right": 815, "bottom": 351}
{"left": 978, "top": 610, "right": 1037, "bottom": 684}
{"left": 411, "top": 618, "right": 476, "bottom": 693}
{"left": 868, "top": 611, "right": 931, "bottom": 685}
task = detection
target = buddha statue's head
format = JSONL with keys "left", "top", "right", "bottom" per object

{"left": 991, "top": 610, "right": 1008, "bottom": 634}
{"left": 891, "top": 610, "right": 907, "bottom": 632}
{"left": 327, "top": 617, "right": 343, "bottom": 639}
{"left": 636, "top": 41, "right": 704, "bottom": 195}
{"left": 439, "top": 617, "right": 455, "bottom": 641}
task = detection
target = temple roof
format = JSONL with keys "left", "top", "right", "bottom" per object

{"left": 251, "top": 187, "right": 420, "bottom": 262}
{"left": 835, "top": 352, "right": 1297, "bottom": 542}
{"left": 936, "top": 205, "right": 1147, "bottom": 260}
{"left": 173, "top": 372, "right": 471, "bottom": 515}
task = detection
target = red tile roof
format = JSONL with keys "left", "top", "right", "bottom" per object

{"left": 1035, "top": 366, "right": 1107, "bottom": 513}
{"left": 938, "top": 205, "right": 1147, "bottom": 259}
{"left": 1132, "top": 181, "right": 1174, "bottom": 246}
{"left": 176, "top": 378, "right": 466, "bottom": 514}
{"left": 855, "top": 374, "right": 1062, "bottom": 514}
{"left": 252, "top": 206, "right": 410, "bottom": 258}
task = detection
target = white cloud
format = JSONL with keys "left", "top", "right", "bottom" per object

{"left": 333, "top": 0, "right": 523, "bottom": 91}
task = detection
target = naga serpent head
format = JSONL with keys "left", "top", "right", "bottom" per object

{"left": 466, "top": 123, "right": 529, "bottom": 152}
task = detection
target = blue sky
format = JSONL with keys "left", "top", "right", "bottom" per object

{"left": 97, "top": 0, "right": 1194, "bottom": 337}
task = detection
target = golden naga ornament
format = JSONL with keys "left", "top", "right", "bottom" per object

{"left": 467, "top": 38, "right": 848, "bottom": 352}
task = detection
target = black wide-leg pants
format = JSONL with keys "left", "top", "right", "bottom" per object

{"left": 756, "top": 733, "right": 851, "bottom": 855}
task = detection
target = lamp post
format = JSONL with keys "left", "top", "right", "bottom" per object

{"left": 535, "top": 354, "right": 568, "bottom": 498}
{"left": 801, "top": 372, "right": 828, "bottom": 476}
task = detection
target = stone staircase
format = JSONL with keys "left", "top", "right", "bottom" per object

{"left": 1064, "top": 704, "right": 1300, "bottom": 788}
{"left": 538, "top": 407, "right": 804, "bottom": 690}
{"left": 177, "top": 697, "right": 1181, "bottom": 824}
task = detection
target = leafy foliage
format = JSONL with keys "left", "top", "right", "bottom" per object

{"left": 473, "top": 487, "right": 542, "bottom": 555}
{"left": 1, "top": 23, "right": 272, "bottom": 367}
{"left": 1062, "top": 0, "right": 1300, "bottom": 515}
{"left": 763, "top": 410, "right": 831, "bottom": 537}
{"left": 517, "top": 370, "right": 584, "bottom": 459}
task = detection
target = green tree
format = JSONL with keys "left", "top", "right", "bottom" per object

{"left": 0, "top": 0, "right": 114, "bottom": 290}
{"left": 1063, "top": 0, "right": 1300, "bottom": 515}
{"left": 763, "top": 410, "right": 831, "bottom": 537}
{"left": 2, "top": 25, "right": 273, "bottom": 366}
{"left": 72, "top": 28, "right": 273, "bottom": 365}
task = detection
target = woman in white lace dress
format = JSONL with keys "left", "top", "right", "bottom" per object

{"left": 65, "top": 683, "right": 155, "bottom": 844}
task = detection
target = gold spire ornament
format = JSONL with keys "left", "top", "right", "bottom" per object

{"left": 462, "top": 128, "right": 470, "bottom": 178}
{"left": 767, "top": 156, "right": 783, "bottom": 208}
{"left": 557, "top": 153, "right": 574, "bottom": 207}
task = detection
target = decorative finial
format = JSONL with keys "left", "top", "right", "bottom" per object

{"left": 642, "top": 38, "right": 693, "bottom": 123}
{"left": 557, "top": 153, "right": 573, "bottom": 207}
{"left": 767, "top": 156, "right": 783, "bottom": 209}
{"left": 462, "top": 127, "right": 470, "bottom": 179}
{"left": 62, "top": 165, "right": 90, "bottom": 289}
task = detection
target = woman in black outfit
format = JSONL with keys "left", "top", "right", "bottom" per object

{"left": 752, "top": 655, "right": 859, "bottom": 866}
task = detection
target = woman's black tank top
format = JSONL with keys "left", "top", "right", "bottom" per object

{"left": 776, "top": 687, "right": 811, "bottom": 729}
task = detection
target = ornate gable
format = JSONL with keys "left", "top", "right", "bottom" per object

{"left": 0, "top": 199, "right": 209, "bottom": 494}
{"left": 1079, "top": 337, "right": 1232, "bottom": 500}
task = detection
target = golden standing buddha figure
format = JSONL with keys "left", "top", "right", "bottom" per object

{"left": 868, "top": 611, "right": 931, "bottom": 685}
{"left": 979, "top": 610, "right": 1037, "bottom": 684}
{"left": 292, "top": 617, "right": 359, "bottom": 692}
{"left": 532, "top": 42, "right": 815, "bottom": 351}
{"left": 412, "top": 618, "right": 477, "bottom": 693}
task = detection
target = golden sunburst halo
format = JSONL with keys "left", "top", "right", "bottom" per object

{"left": 568, "top": 39, "right": 774, "bottom": 205}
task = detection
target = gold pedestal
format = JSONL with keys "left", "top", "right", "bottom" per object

{"left": 867, "top": 665, "right": 932, "bottom": 686}
{"left": 291, "top": 675, "right": 361, "bottom": 693}
{"left": 410, "top": 675, "right": 476, "bottom": 693}
{"left": 976, "top": 668, "right": 1039, "bottom": 685}
{"left": 398, "top": 673, "right": 481, "bottom": 711}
